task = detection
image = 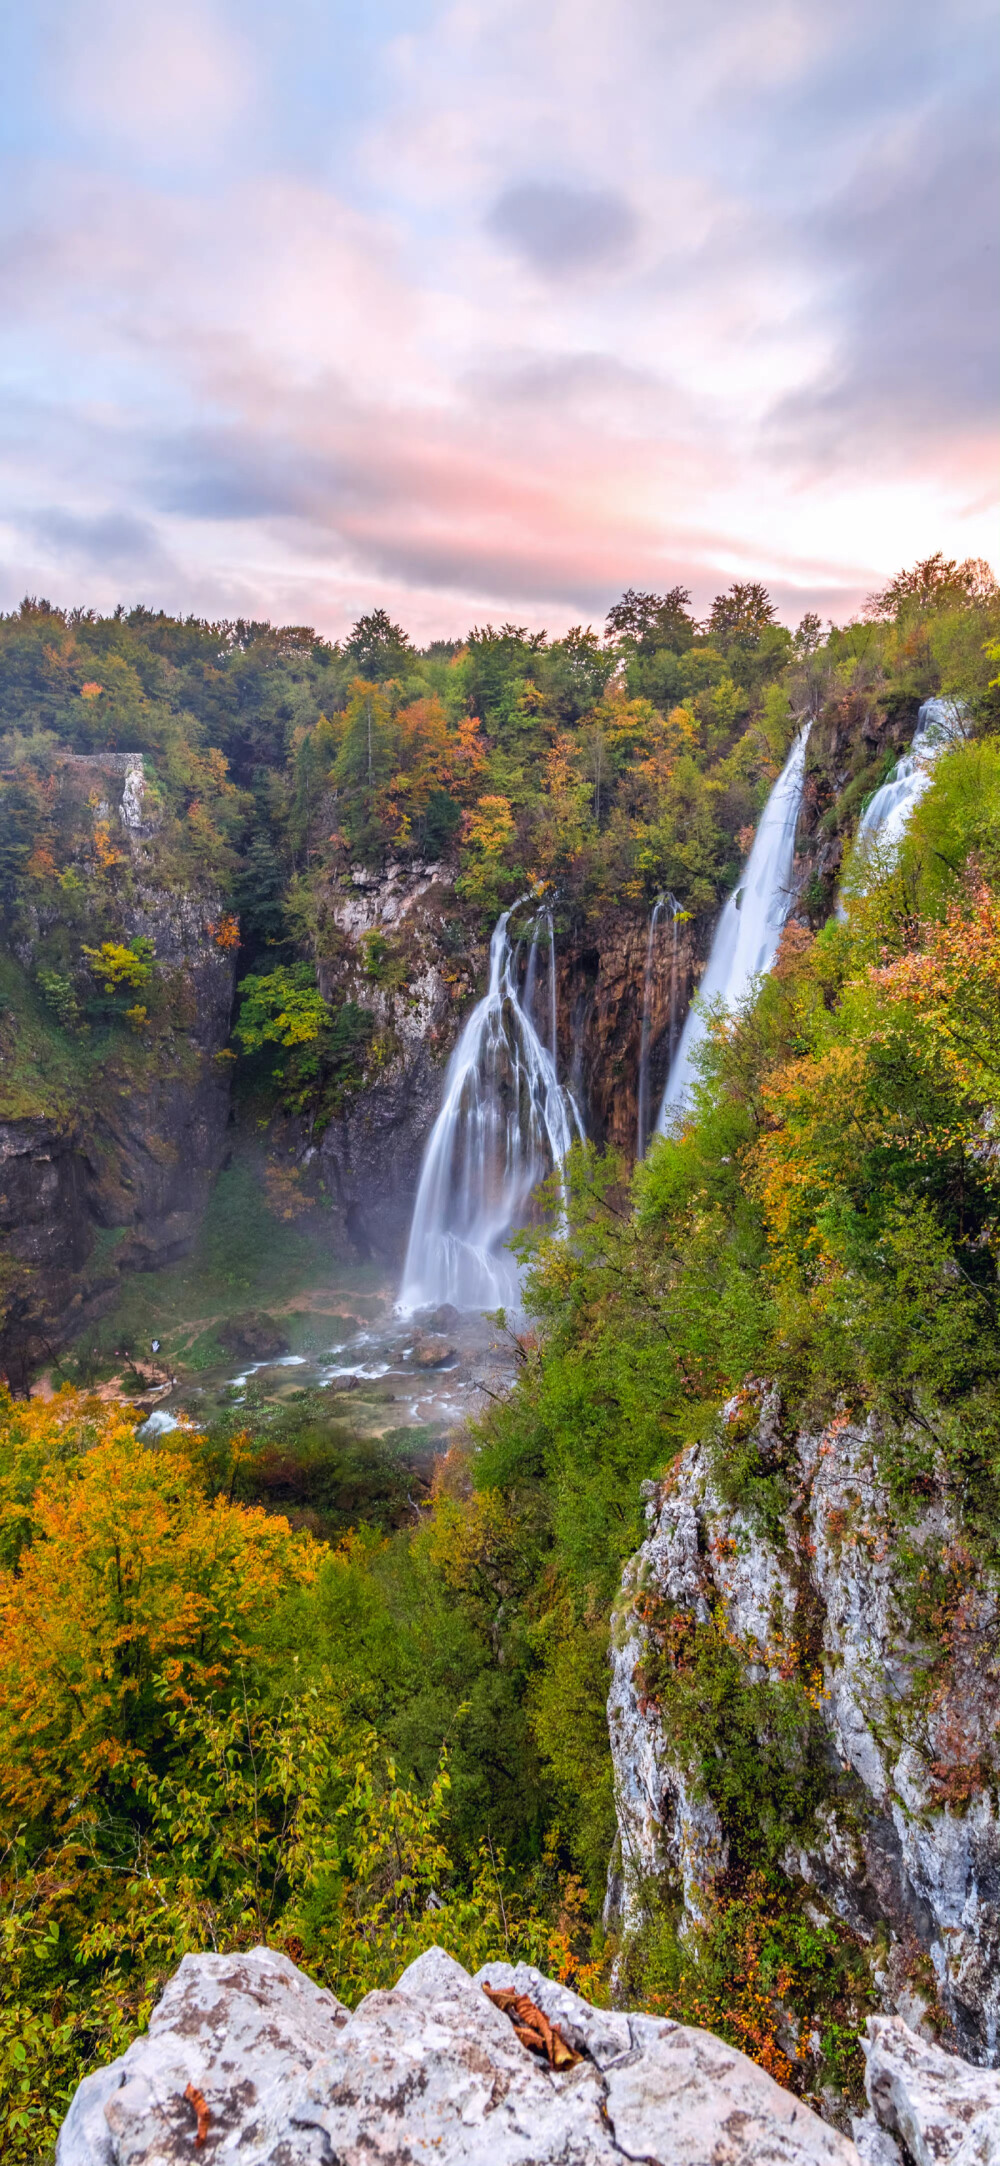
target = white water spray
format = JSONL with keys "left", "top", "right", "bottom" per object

{"left": 399, "top": 908, "right": 584, "bottom": 1314}
{"left": 658, "top": 728, "right": 810, "bottom": 1126}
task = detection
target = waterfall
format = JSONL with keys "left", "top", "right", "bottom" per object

{"left": 399, "top": 907, "right": 584, "bottom": 1314}
{"left": 853, "top": 696, "right": 965, "bottom": 861}
{"left": 657, "top": 727, "right": 810, "bottom": 1126}
{"left": 522, "top": 906, "right": 558, "bottom": 1065}
{"left": 667, "top": 896, "right": 683, "bottom": 1068}
{"left": 636, "top": 896, "right": 665, "bottom": 1160}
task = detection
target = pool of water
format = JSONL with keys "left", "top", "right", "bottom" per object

{"left": 138, "top": 1298, "right": 518, "bottom": 1443}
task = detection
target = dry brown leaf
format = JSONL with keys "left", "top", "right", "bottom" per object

{"left": 482, "top": 1985, "right": 580, "bottom": 2069}
{"left": 183, "top": 2081, "right": 210, "bottom": 2145}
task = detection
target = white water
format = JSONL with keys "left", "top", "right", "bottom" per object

{"left": 399, "top": 908, "right": 584, "bottom": 1314}
{"left": 852, "top": 696, "right": 965, "bottom": 862}
{"left": 658, "top": 728, "right": 810, "bottom": 1125}
{"left": 522, "top": 906, "right": 558, "bottom": 1065}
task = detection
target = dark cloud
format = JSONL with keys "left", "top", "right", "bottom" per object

{"left": 25, "top": 506, "right": 169, "bottom": 574}
{"left": 775, "top": 90, "right": 999, "bottom": 453}
{"left": 486, "top": 181, "right": 638, "bottom": 276}
{"left": 153, "top": 436, "right": 310, "bottom": 520}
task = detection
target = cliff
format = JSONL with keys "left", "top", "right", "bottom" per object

{"left": 607, "top": 1385, "right": 1000, "bottom": 2069}
{"left": 0, "top": 753, "right": 235, "bottom": 1385}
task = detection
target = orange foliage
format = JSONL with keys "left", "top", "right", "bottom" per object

{"left": 871, "top": 881, "right": 1000, "bottom": 1104}
{"left": 207, "top": 912, "right": 240, "bottom": 950}
{"left": 0, "top": 1398, "right": 320, "bottom": 1820}
{"left": 379, "top": 697, "right": 485, "bottom": 844}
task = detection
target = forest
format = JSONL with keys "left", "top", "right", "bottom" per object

{"left": 2, "top": 555, "right": 1000, "bottom": 2156}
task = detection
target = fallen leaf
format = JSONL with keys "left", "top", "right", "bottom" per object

{"left": 183, "top": 2081, "right": 210, "bottom": 2145}
{"left": 482, "top": 1985, "right": 580, "bottom": 2069}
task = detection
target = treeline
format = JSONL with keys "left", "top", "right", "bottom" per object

{"left": 2, "top": 556, "right": 997, "bottom": 1130}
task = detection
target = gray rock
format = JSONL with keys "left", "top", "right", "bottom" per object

{"left": 58, "top": 1942, "right": 860, "bottom": 2166}
{"left": 607, "top": 1401, "right": 1000, "bottom": 2057}
{"left": 57, "top": 1945, "right": 346, "bottom": 2164}
{"left": 863, "top": 2014, "right": 1000, "bottom": 2166}
{"left": 851, "top": 2112, "right": 904, "bottom": 2166}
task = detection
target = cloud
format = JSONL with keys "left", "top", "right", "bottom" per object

{"left": 53, "top": 0, "right": 253, "bottom": 163}
{"left": 0, "top": 0, "right": 994, "bottom": 638}
{"left": 774, "top": 87, "right": 999, "bottom": 460}
{"left": 23, "top": 507, "right": 174, "bottom": 579}
{"left": 486, "top": 181, "right": 639, "bottom": 276}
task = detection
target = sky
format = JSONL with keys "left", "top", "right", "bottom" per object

{"left": 0, "top": 0, "right": 996, "bottom": 641}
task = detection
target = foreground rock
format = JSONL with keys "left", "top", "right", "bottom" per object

{"left": 858, "top": 2014, "right": 1000, "bottom": 2165}
{"left": 59, "top": 1943, "right": 859, "bottom": 2165}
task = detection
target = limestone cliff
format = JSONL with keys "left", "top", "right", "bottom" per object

{"left": 607, "top": 1386, "right": 1000, "bottom": 2067}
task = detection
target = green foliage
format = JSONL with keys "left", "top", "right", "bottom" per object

{"left": 234, "top": 963, "right": 330, "bottom": 1053}
{"left": 35, "top": 969, "right": 80, "bottom": 1030}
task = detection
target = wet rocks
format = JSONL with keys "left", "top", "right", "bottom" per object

{"left": 411, "top": 1333, "right": 457, "bottom": 1369}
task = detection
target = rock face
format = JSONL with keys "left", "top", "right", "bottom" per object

{"left": 607, "top": 1389, "right": 1000, "bottom": 2062}
{"left": 313, "top": 861, "right": 474, "bottom": 1263}
{"left": 57, "top": 1942, "right": 860, "bottom": 2166}
{"left": 0, "top": 755, "right": 235, "bottom": 1385}
{"left": 858, "top": 2013, "right": 1000, "bottom": 2165}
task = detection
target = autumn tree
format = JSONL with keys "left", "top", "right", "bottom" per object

{"left": 604, "top": 586, "right": 694, "bottom": 652}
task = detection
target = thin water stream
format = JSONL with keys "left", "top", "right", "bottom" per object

{"left": 853, "top": 696, "right": 965, "bottom": 858}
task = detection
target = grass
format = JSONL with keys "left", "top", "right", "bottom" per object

{"left": 59, "top": 1159, "right": 387, "bottom": 1380}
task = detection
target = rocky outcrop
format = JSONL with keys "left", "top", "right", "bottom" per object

{"left": 607, "top": 1390, "right": 1000, "bottom": 2063}
{"left": 857, "top": 2012, "right": 1000, "bottom": 2164}
{"left": 310, "top": 861, "right": 477, "bottom": 1262}
{"left": 57, "top": 1941, "right": 858, "bottom": 2165}
{"left": 57, "top": 1943, "right": 1000, "bottom": 2166}
{"left": 556, "top": 906, "right": 697, "bottom": 1158}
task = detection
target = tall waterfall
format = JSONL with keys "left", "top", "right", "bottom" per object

{"left": 853, "top": 696, "right": 965, "bottom": 860}
{"left": 658, "top": 727, "right": 810, "bottom": 1126}
{"left": 399, "top": 907, "right": 584, "bottom": 1314}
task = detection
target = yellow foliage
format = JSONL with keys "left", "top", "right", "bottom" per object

{"left": 0, "top": 1396, "right": 320, "bottom": 1820}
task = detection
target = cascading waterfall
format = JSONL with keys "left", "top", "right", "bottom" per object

{"left": 636, "top": 896, "right": 665, "bottom": 1160}
{"left": 399, "top": 906, "right": 584, "bottom": 1314}
{"left": 658, "top": 727, "right": 811, "bottom": 1126}
{"left": 852, "top": 695, "right": 965, "bottom": 860}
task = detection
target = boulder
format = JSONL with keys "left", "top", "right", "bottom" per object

{"left": 424, "top": 1302, "right": 461, "bottom": 1332}
{"left": 57, "top": 1942, "right": 860, "bottom": 2166}
{"left": 411, "top": 1334, "right": 457, "bottom": 1369}
{"left": 217, "top": 1311, "right": 290, "bottom": 1363}
{"left": 860, "top": 2014, "right": 1000, "bottom": 2166}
